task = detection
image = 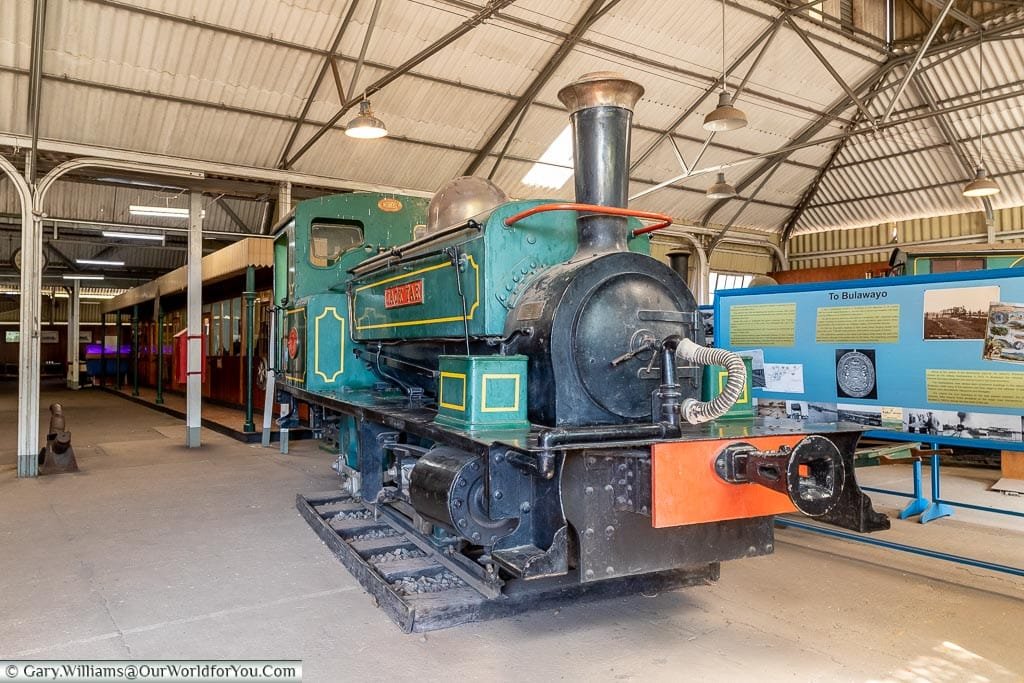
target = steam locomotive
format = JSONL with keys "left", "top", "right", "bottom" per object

{"left": 273, "top": 72, "right": 887, "bottom": 630}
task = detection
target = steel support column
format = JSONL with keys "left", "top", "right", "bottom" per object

{"left": 66, "top": 279, "right": 80, "bottom": 389}
{"left": 3, "top": 153, "right": 39, "bottom": 476}
{"left": 243, "top": 265, "right": 256, "bottom": 434}
{"left": 99, "top": 314, "right": 106, "bottom": 388}
{"left": 156, "top": 302, "right": 164, "bottom": 405}
{"left": 186, "top": 192, "right": 203, "bottom": 448}
{"left": 277, "top": 182, "right": 292, "bottom": 223}
{"left": 131, "top": 303, "right": 140, "bottom": 396}
{"left": 115, "top": 312, "right": 122, "bottom": 389}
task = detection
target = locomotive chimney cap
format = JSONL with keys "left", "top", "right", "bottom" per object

{"left": 557, "top": 71, "right": 644, "bottom": 114}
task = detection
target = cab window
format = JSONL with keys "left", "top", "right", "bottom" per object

{"left": 309, "top": 220, "right": 363, "bottom": 268}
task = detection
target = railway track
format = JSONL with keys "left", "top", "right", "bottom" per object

{"left": 297, "top": 491, "right": 719, "bottom": 632}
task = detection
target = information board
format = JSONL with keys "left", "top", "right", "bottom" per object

{"left": 715, "top": 267, "right": 1024, "bottom": 452}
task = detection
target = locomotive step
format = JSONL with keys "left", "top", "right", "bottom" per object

{"left": 297, "top": 491, "right": 722, "bottom": 633}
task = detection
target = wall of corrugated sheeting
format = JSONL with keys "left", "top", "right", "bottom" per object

{"left": 788, "top": 204, "right": 1024, "bottom": 269}
{"left": 892, "top": 1, "right": 1005, "bottom": 41}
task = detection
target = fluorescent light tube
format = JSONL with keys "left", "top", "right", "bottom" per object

{"left": 102, "top": 231, "right": 164, "bottom": 241}
{"left": 129, "top": 205, "right": 205, "bottom": 218}
{"left": 76, "top": 258, "right": 126, "bottom": 266}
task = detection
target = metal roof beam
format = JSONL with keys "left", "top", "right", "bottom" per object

{"left": 902, "top": 0, "right": 931, "bottom": 30}
{"left": 910, "top": 72, "right": 977, "bottom": 174}
{"left": 329, "top": 57, "right": 347, "bottom": 105}
{"left": 920, "top": 0, "right": 981, "bottom": 30}
{"left": 830, "top": 116, "right": 1024, "bottom": 172}
{"left": 630, "top": 19, "right": 781, "bottom": 173}
{"left": 691, "top": 13, "right": 1024, "bottom": 229}
{"left": 787, "top": 16, "right": 876, "bottom": 124}
{"left": 26, "top": 0, "right": 48, "bottom": 183}
{"left": 346, "top": 0, "right": 382, "bottom": 103}
{"left": 0, "top": 65, "right": 823, "bottom": 188}
{"left": 706, "top": 164, "right": 786, "bottom": 254}
{"left": 215, "top": 197, "right": 254, "bottom": 234}
{"left": 880, "top": 0, "right": 956, "bottom": 122}
{"left": 420, "top": 0, "right": 874, "bottom": 119}
{"left": 276, "top": 0, "right": 361, "bottom": 167}
{"left": 463, "top": 0, "right": 620, "bottom": 177}
{"left": 778, "top": 134, "right": 852, "bottom": 243}
{"left": 633, "top": 79, "right": 1023, "bottom": 207}
{"left": 759, "top": 0, "right": 890, "bottom": 50}
{"left": 281, "top": 0, "right": 520, "bottom": 170}
{"left": 44, "top": 241, "right": 76, "bottom": 271}
{"left": 75, "top": 0, "right": 862, "bottom": 157}
{"left": 778, "top": 71, "right": 890, "bottom": 242}
{"left": 805, "top": 167, "right": 1021, "bottom": 209}
{"left": 695, "top": 63, "right": 888, "bottom": 227}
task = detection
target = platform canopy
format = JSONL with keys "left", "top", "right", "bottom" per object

{"left": 0, "top": 0, "right": 1022, "bottom": 283}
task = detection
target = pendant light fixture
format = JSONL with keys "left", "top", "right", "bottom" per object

{"left": 963, "top": 167, "right": 999, "bottom": 197}
{"left": 706, "top": 171, "right": 737, "bottom": 199}
{"left": 703, "top": 0, "right": 748, "bottom": 132}
{"left": 962, "top": 37, "right": 999, "bottom": 197}
{"left": 345, "top": 98, "right": 388, "bottom": 139}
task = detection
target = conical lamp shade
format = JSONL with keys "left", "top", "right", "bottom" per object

{"left": 962, "top": 167, "right": 1000, "bottom": 197}
{"left": 706, "top": 172, "right": 737, "bottom": 199}
{"left": 703, "top": 91, "right": 748, "bottom": 132}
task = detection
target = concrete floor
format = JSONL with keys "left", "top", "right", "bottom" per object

{"left": 2, "top": 382, "right": 1022, "bottom": 682}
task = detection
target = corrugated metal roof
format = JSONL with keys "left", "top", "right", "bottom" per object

{"left": 102, "top": 237, "right": 273, "bottom": 312}
{"left": 0, "top": 0, "right": 1020, "bottom": 260}
{"left": 794, "top": 22, "right": 1024, "bottom": 235}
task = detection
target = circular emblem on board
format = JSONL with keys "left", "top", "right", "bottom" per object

{"left": 991, "top": 311, "right": 1009, "bottom": 325}
{"left": 836, "top": 350, "right": 875, "bottom": 398}
{"left": 287, "top": 328, "right": 300, "bottom": 359}
{"left": 377, "top": 197, "right": 403, "bottom": 213}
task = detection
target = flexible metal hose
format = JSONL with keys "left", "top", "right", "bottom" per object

{"left": 676, "top": 338, "right": 747, "bottom": 424}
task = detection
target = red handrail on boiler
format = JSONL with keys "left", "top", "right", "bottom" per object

{"left": 503, "top": 203, "right": 673, "bottom": 237}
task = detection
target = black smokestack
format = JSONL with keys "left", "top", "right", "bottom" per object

{"left": 557, "top": 72, "right": 644, "bottom": 255}
{"left": 667, "top": 250, "right": 690, "bottom": 280}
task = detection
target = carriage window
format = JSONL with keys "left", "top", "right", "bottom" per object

{"left": 309, "top": 220, "right": 363, "bottom": 268}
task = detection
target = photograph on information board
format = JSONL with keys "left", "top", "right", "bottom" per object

{"left": 923, "top": 285, "right": 999, "bottom": 340}
{"left": 904, "top": 408, "right": 1023, "bottom": 442}
{"left": 983, "top": 302, "right": 1024, "bottom": 364}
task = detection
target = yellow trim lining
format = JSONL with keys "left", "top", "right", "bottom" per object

{"left": 481, "top": 373, "right": 520, "bottom": 412}
{"left": 718, "top": 369, "right": 748, "bottom": 404}
{"left": 354, "top": 256, "right": 480, "bottom": 331}
{"left": 313, "top": 307, "right": 345, "bottom": 383}
{"left": 355, "top": 261, "right": 450, "bottom": 292}
{"left": 439, "top": 371, "right": 467, "bottom": 411}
